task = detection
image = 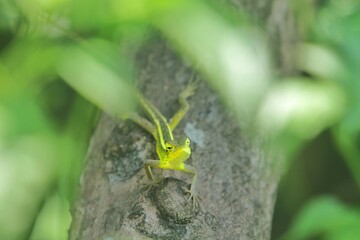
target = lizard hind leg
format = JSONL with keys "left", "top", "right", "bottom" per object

{"left": 169, "top": 74, "right": 199, "bottom": 130}
{"left": 128, "top": 113, "right": 156, "bottom": 137}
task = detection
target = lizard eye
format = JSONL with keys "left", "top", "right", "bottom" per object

{"left": 166, "top": 146, "right": 173, "bottom": 152}
{"left": 185, "top": 138, "right": 190, "bottom": 145}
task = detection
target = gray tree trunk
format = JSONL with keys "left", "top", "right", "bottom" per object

{"left": 69, "top": 0, "right": 296, "bottom": 239}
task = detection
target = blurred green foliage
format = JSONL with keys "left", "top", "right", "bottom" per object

{"left": 282, "top": 196, "right": 360, "bottom": 240}
{"left": 0, "top": 0, "right": 360, "bottom": 239}
{"left": 274, "top": 0, "right": 360, "bottom": 239}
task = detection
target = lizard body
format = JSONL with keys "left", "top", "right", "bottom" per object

{"left": 128, "top": 80, "right": 198, "bottom": 207}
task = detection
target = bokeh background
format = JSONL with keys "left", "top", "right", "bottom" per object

{"left": 1, "top": 0, "right": 360, "bottom": 239}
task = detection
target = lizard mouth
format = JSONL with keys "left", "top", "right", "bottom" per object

{"left": 182, "top": 147, "right": 191, "bottom": 155}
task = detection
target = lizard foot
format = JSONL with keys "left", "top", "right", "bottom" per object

{"left": 185, "top": 188, "right": 201, "bottom": 211}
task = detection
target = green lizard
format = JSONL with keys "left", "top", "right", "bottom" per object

{"left": 128, "top": 79, "right": 198, "bottom": 208}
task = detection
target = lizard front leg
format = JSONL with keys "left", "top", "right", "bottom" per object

{"left": 181, "top": 164, "right": 199, "bottom": 210}
{"left": 144, "top": 160, "right": 162, "bottom": 182}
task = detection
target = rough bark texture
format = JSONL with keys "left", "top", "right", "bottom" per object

{"left": 69, "top": 0, "right": 297, "bottom": 239}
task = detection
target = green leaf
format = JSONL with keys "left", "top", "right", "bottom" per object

{"left": 57, "top": 43, "right": 136, "bottom": 118}
{"left": 257, "top": 78, "right": 346, "bottom": 159}
{"left": 282, "top": 196, "right": 360, "bottom": 240}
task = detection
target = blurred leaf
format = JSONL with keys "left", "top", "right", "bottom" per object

{"left": 0, "top": 96, "right": 59, "bottom": 239}
{"left": 293, "top": 0, "right": 360, "bottom": 189}
{"left": 0, "top": 0, "right": 21, "bottom": 31}
{"left": 30, "top": 192, "right": 71, "bottom": 240}
{"left": 57, "top": 94, "right": 97, "bottom": 201}
{"left": 300, "top": 0, "right": 360, "bottom": 98}
{"left": 0, "top": 39, "right": 60, "bottom": 97}
{"left": 295, "top": 43, "right": 348, "bottom": 82}
{"left": 332, "top": 117, "right": 360, "bottom": 188}
{"left": 152, "top": 0, "right": 272, "bottom": 126}
{"left": 316, "top": 2, "right": 360, "bottom": 189}
{"left": 58, "top": 42, "right": 136, "bottom": 118}
{"left": 282, "top": 196, "right": 360, "bottom": 240}
{"left": 0, "top": 95, "right": 55, "bottom": 143}
{"left": 114, "top": 0, "right": 272, "bottom": 128}
{"left": 65, "top": 0, "right": 118, "bottom": 30}
{"left": 257, "top": 78, "right": 346, "bottom": 159}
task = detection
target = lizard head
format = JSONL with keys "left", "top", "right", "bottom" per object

{"left": 164, "top": 136, "right": 191, "bottom": 166}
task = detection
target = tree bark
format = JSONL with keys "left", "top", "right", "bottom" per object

{"left": 69, "top": 0, "right": 296, "bottom": 239}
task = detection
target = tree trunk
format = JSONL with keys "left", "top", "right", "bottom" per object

{"left": 69, "top": 0, "right": 296, "bottom": 239}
